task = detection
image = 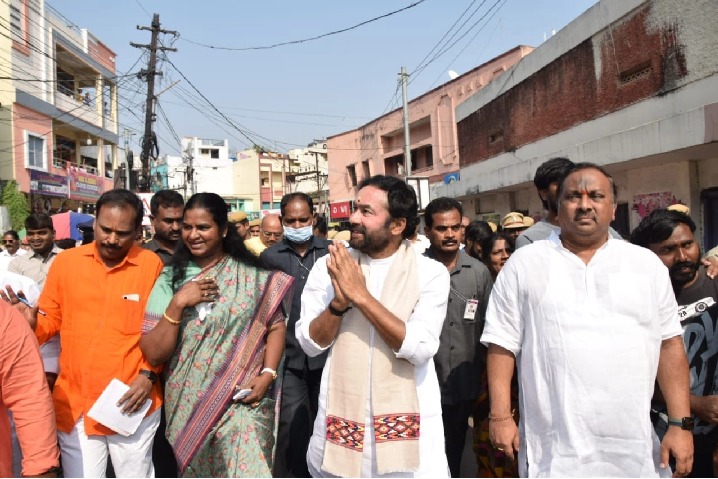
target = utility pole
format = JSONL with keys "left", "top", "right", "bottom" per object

{"left": 314, "top": 151, "right": 322, "bottom": 212}
{"left": 400, "top": 66, "right": 411, "bottom": 180}
{"left": 184, "top": 142, "right": 194, "bottom": 197}
{"left": 130, "top": 14, "right": 177, "bottom": 192}
{"left": 123, "top": 129, "right": 135, "bottom": 190}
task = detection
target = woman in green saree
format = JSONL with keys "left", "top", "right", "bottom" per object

{"left": 139, "top": 193, "right": 293, "bottom": 477}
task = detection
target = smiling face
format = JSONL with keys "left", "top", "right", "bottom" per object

{"left": 425, "top": 209, "right": 462, "bottom": 255}
{"left": 348, "top": 185, "right": 403, "bottom": 258}
{"left": 26, "top": 227, "right": 55, "bottom": 256}
{"left": 182, "top": 207, "right": 227, "bottom": 263}
{"left": 558, "top": 167, "right": 616, "bottom": 245}
{"left": 648, "top": 222, "right": 701, "bottom": 290}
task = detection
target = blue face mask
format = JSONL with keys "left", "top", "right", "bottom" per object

{"left": 283, "top": 225, "right": 313, "bottom": 244}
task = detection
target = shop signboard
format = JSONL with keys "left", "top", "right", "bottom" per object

{"left": 29, "top": 170, "right": 68, "bottom": 198}
{"left": 68, "top": 166, "right": 103, "bottom": 202}
{"left": 330, "top": 201, "right": 351, "bottom": 220}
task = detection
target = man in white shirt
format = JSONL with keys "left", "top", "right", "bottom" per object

{"left": 9, "top": 214, "right": 63, "bottom": 289}
{"left": 297, "top": 175, "right": 450, "bottom": 477}
{"left": 482, "top": 163, "right": 693, "bottom": 477}
{"left": 516, "top": 157, "right": 623, "bottom": 248}
{"left": 0, "top": 231, "right": 27, "bottom": 271}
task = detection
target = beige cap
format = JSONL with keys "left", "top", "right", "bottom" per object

{"left": 249, "top": 218, "right": 261, "bottom": 227}
{"left": 502, "top": 212, "right": 525, "bottom": 229}
{"left": 523, "top": 216, "right": 535, "bottom": 227}
{"left": 487, "top": 221, "right": 498, "bottom": 233}
{"left": 667, "top": 203, "right": 690, "bottom": 214}
{"left": 228, "top": 211, "right": 248, "bottom": 223}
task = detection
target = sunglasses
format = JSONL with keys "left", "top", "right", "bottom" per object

{"left": 2, "top": 240, "right": 16, "bottom": 244}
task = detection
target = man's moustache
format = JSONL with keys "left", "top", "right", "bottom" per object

{"left": 671, "top": 261, "right": 696, "bottom": 272}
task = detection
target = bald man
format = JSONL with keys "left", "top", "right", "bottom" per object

{"left": 245, "top": 214, "right": 284, "bottom": 256}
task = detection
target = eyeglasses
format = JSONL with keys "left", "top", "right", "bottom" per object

{"left": 2, "top": 240, "right": 16, "bottom": 244}
{"left": 262, "top": 231, "right": 283, "bottom": 239}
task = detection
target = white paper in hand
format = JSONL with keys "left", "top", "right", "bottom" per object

{"left": 87, "top": 378, "right": 152, "bottom": 436}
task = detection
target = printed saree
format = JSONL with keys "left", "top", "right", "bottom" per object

{"left": 143, "top": 255, "right": 293, "bottom": 477}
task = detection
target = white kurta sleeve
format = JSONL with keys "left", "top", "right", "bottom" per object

{"left": 481, "top": 256, "right": 523, "bottom": 355}
{"left": 296, "top": 255, "right": 334, "bottom": 356}
{"left": 654, "top": 259, "right": 683, "bottom": 341}
{"left": 396, "top": 258, "right": 449, "bottom": 365}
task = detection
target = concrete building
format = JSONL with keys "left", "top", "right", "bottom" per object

{"left": 0, "top": 0, "right": 119, "bottom": 214}
{"left": 288, "top": 140, "right": 329, "bottom": 216}
{"left": 182, "top": 136, "right": 234, "bottom": 197}
{"left": 230, "top": 148, "right": 293, "bottom": 214}
{"left": 435, "top": 0, "right": 718, "bottom": 248}
{"left": 325, "top": 46, "right": 533, "bottom": 222}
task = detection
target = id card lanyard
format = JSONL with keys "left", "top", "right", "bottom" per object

{"left": 450, "top": 286, "right": 478, "bottom": 321}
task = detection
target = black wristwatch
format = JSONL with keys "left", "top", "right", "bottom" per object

{"left": 667, "top": 416, "right": 695, "bottom": 431}
{"left": 139, "top": 369, "right": 159, "bottom": 384}
{"left": 328, "top": 302, "right": 351, "bottom": 317}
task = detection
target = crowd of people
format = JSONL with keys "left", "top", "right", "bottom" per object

{"left": 1, "top": 157, "right": 718, "bottom": 478}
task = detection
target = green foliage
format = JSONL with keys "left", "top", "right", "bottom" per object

{"left": 1, "top": 180, "right": 30, "bottom": 230}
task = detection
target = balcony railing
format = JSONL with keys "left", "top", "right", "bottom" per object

{"left": 53, "top": 157, "right": 99, "bottom": 176}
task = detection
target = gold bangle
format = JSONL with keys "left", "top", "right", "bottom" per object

{"left": 488, "top": 409, "right": 516, "bottom": 422}
{"left": 163, "top": 312, "right": 181, "bottom": 325}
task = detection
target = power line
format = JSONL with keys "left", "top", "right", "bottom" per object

{"left": 179, "top": 0, "right": 427, "bottom": 51}
{"left": 424, "top": 0, "right": 507, "bottom": 90}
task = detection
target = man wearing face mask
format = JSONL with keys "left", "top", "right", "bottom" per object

{"left": 260, "top": 192, "right": 332, "bottom": 478}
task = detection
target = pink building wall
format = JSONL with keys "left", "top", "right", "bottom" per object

{"left": 326, "top": 45, "right": 534, "bottom": 204}
{"left": 12, "top": 103, "right": 54, "bottom": 190}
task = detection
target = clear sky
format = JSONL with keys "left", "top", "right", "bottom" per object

{"left": 48, "top": 0, "right": 598, "bottom": 157}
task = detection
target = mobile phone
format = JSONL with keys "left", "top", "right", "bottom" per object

{"left": 233, "top": 388, "right": 252, "bottom": 400}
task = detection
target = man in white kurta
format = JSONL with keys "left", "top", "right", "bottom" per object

{"left": 296, "top": 175, "right": 450, "bottom": 477}
{"left": 298, "top": 246, "right": 449, "bottom": 477}
{"left": 482, "top": 233, "right": 680, "bottom": 476}
{"left": 481, "top": 163, "right": 693, "bottom": 477}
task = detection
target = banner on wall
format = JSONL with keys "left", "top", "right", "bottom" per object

{"left": 632, "top": 191, "right": 679, "bottom": 219}
{"left": 29, "top": 170, "right": 68, "bottom": 197}
{"left": 68, "top": 166, "right": 103, "bottom": 202}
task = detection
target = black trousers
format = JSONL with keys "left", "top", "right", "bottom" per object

{"left": 273, "top": 365, "right": 323, "bottom": 478}
{"left": 442, "top": 399, "right": 476, "bottom": 478}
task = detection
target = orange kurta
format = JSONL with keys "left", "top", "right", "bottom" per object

{"left": 0, "top": 301, "right": 59, "bottom": 477}
{"left": 36, "top": 243, "right": 164, "bottom": 435}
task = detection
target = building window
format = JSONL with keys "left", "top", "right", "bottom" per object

{"left": 347, "top": 164, "right": 357, "bottom": 186}
{"left": 25, "top": 132, "right": 46, "bottom": 169}
{"left": 362, "top": 160, "right": 370, "bottom": 179}
{"left": 211, "top": 149, "right": 219, "bottom": 159}
{"left": 9, "top": 3, "right": 23, "bottom": 42}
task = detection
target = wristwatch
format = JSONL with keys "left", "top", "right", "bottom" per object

{"left": 139, "top": 369, "right": 159, "bottom": 384}
{"left": 260, "top": 367, "right": 278, "bottom": 381}
{"left": 328, "top": 302, "right": 351, "bottom": 317}
{"left": 667, "top": 416, "right": 695, "bottom": 431}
